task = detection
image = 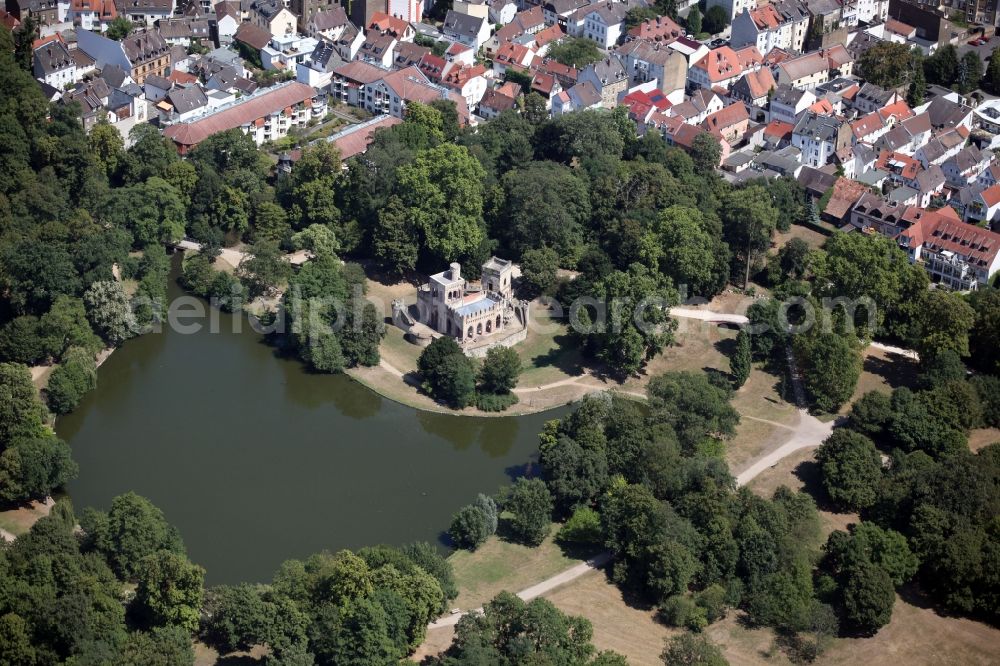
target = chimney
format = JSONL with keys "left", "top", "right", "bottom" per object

{"left": 450, "top": 262, "right": 461, "bottom": 281}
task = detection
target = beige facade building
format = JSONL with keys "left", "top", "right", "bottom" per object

{"left": 417, "top": 258, "right": 517, "bottom": 343}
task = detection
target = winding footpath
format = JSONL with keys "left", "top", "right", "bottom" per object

{"left": 425, "top": 305, "right": 908, "bottom": 633}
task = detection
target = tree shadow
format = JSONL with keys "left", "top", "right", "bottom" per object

{"left": 863, "top": 353, "right": 919, "bottom": 390}
{"left": 503, "top": 460, "right": 538, "bottom": 482}
{"left": 530, "top": 334, "right": 586, "bottom": 377}
{"left": 553, "top": 540, "right": 604, "bottom": 561}
{"left": 714, "top": 336, "right": 737, "bottom": 356}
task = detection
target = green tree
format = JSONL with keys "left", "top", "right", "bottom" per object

{"left": 907, "top": 62, "right": 926, "bottom": 106}
{"left": 722, "top": 185, "right": 778, "bottom": 288}
{"left": 404, "top": 101, "right": 445, "bottom": 144}
{"left": 915, "top": 289, "right": 975, "bottom": 361}
{"left": 547, "top": 37, "right": 605, "bottom": 67}
{"left": 986, "top": 47, "right": 1000, "bottom": 94}
{"left": 417, "top": 337, "right": 476, "bottom": 408}
{"left": 503, "top": 477, "right": 554, "bottom": 546}
{"left": 449, "top": 504, "right": 490, "bottom": 550}
{"left": 479, "top": 346, "right": 521, "bottom": 394}
{"left": 291, "top": 223, "right": 339, "bottom": 258}
{"left": 0, "top": 435, "right": 78, "bottom": 503}
{"left": 519, "top": 246, "right": 560, "bottom": 297}
{"left": 647, "top": 541, "right": 698, "bottom": 601}
{"left": 395, "top": 143, "right": 486, "bottom": 264}
{"left": 0, "top": 614, "right": 38, "bottom": 666}
{"left": 842, "top": 562, "right": 895, "bottom": 635}
{"left": 120, "top": 626, "right": 196, "bottom": 666}
{"left": 794, "top": 332, "right": 862, "bottom": 413}
{"left": 647, "top": 371, "right": 739, "bottom": 451}
{"left": 730, "top": 329, "right": 751, "bottom": 388}
{"left": 625, "top": 6, "right": 658, "bottom": 30}
{"left": 858, "top": 41, "right": 915, "bottom": 88}
{"left": 373, "top": 195, "right": 419, "bottom": 274}
{"left": 44, "top": 346, "right": 97, "bottom": 414}
{"left": 81, "top": 491, "right": 186, "bottom": 579}
{"left": 541, "top": 435, "right": 609, "bottom": 512}
{"left": 39, "top": 295, "right": 102, "bottom": 360}
{"left": 203, "top": 584, "right": 271, "bottom": 652}
{"left": 703, "top": 5, "right": 729, "bottom": 33}
{"left": 969, "top": 287, "right": 1000, "bottom": 374}
{"left": 0, "top": 362, "right": 46, "bottom": 443}
{"left": 847, "top": 390, "right": 893, "bottom": 438}
{"left": 655, "top": 205, "right": 730, "bottom": 298}
{"left": 557, "top": 506, "right": 603, "bottom": 544}
{"left": 0, "top": 316, "right": 49, "bottom": 364}
{"left": 687, "top": 6, "right": 702, "bottom": 34}
{"left": 236, "top": 241, "right": 291, "bottom": 299}
{"left": 339, "top": 302, "right": 384, "bottom": 368}
{"left": 83, "top": 280, "right": 137, "bottom": 346}
{"left": 134, "top": 550, "right": 205, "bottom": 633}
{"left": 956, "top": 50, "right": 984, "bottom": 93}
{"left": 661, "top": 633, "right": 729, "bottom": 666}
{"left": 105, "top": 16, "right": 134, "bottom": 40}
{"left": 89, "top": 121, "right": 125, "bottom": 179}
{"left": 691, "top": 133, "right": 722, "bottom": 173}
{"left": 924, "top": 43, "right": 959, "bottom": 86}
{"left": 816, "top": 430, "right": 882, "bottom": 510}
{"left": 287, "top": 142, "right": 345, "bottom": 241}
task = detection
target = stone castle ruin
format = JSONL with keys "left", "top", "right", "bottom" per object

{"left": 392, "top": 257, "right": 528, "bottom": 356}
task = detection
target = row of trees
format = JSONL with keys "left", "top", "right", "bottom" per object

{"left": 417, "top": 337, "right": 521, "bottom": 410}
{"left": 857, "top": 41, "right": 994, "bottom": 101}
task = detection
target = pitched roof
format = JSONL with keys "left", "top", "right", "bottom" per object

{"left": 824, "top": 177, "right": 868, "bottom": 219}
{"left": 327, "top": 114, "right": 402, "bottom": 159}
{"left": 309, "top": 6, "right": 348, "bottom": 30}
{"left": 702, "top": 103, "right": 749, "bottom": 135}
{"left": 164, "top": 82, "right": 316, "bottom": 147}
{"left": 764, "top": 119, "right": 794, "bottom": 140}
{"left": 899, "top": 208, "right": 1000, "bottom": 267}
{"left": 851, "top": 111, "right": 884, "bottom": 140}
{"left": 443, "top": 10, "right": 487, "bottom": 37}
{"left": 627, "top": 13, "right": 682, "bottom": 40}
{"left": 333, "top": 59, "right": 388, "bottom": 84}
{"left": 369, "top": 11, "right": 410, "bottom": 37}
{"left": 981, "top": 183, "right": 1000, "bottom": 207}
{"left": 692, "top": 46, "right": 747, "bottom": 82}
{"left": 479, "top": 87, "right": 517, "bottom": 112}
{"left": 778, "top": 44, "right": 851, "bottom": 81}
{"left": 234, "top": 22, "right": 271, "bottom": 50}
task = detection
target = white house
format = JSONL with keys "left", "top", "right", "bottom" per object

{"left": 730, "top": 0, "right": 809, "bottom": 55}
{"left": 581, "top": 2, "right": 627, "bottom": 49}
{"left": 213, "top": 0, "right": 240, "bottom": 45}
{"left": 249, "top": 0, "right": 297, "bottom": 37}
{"left": 33, "top": 40, "right": 77, "bottom": 88}
{"left": 792, "top": 110, "right": 849, "bottom": 167}
{"left": 442, "top": 10, "right": 491, "bottom": 49}
{"left": 262, "top": 33, "right": 319, "bottom": 71}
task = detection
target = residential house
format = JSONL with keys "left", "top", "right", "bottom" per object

{"left": 296, "top": 38, "right": 345, "bottom": 87}
{"left": 77, "top": 27, "right": 170, "bottom": 84}
{"left": 368, "top": 11, "right": 415, "bottom": 41}
{"left": 214, "top": 0, "right": 240, "bottom": 44}
{"left": 851, "top": 0, "right": 888, "bottom": 23}
{"left": 333, "top": 23, "right": 365, "bottom": 60}
{"left": 966, "top": 184, "right": 1000, "bottom": 225}
{"left": 914, "top": 130, "right": 964, "bottom": 168}
{"left": 233, "top": 22, "right": 273, "bottom": 58}
{"left": 159, "top": 84, "right": 208, "bottom": 121}
{"left": 360, "top": 66, "right": 468, "bottom": 122}
{"left": 852, "top": 82, "right": 898, "bottom": 114}
{"left": 688, "top": 45, "right": 763, "bottom": 90}
{"left": 248, "top": 0, "right": 296, "bottom": 37}
{"left": 478, "top": 86, "right": 518, "bottom": 119}
{"left": 626, "top": 14, "right": 682, "bottom": 41}
{"left": 163, "top": 81, "right": 323, "bottom": 152}
{"left": 534, "top": 0, "right": 589, "bottom": 28}
{"left": 922, "top": 96, "right": 974, "bottom": 132}
{"left": 492, "top": 41, "right": 535, "bottom": 77}
{"left": 358, "top": 32, "right": 397, "bottom": 68}
{"left": 897, "top": 207, "right": 1000, "bottom": 290}
{"left": 142, "top": 73, "right": 171, "bottom": 101}
{"left": 849, "top": 192, "right": 908, "bottom": 235}
{"left": 977, "top": 162, "right": 1000, "bottom": 188}
{"left": 33, "top": 40, "right": 77, "bottom": 88}
{"left": 205, "top": 65, "right": 257, "bottom": 94}
{"left": 730, "top": 0, "right": 809, "bottom": 55}
{"left": 792, "top": 110, "right": 850, "bottom": 167}
{"left": 850, "top": 111, "right": 888, "bottom": 145}
{"left": 440, "top": 62, "right": 489, "bottom": 109}
{"left": 874, "top": 112, "right": 931, "bottom": 156}
{"left": 70, "top": 0, "right": 117, "bottom": 31}
{"left": 614, "top": 38, "right": 687, "bottom": 103}
{"left": 943, "top": 145, "right": 990, "bottom": 188}
{"left": 577, "top": 56, "right": 627, "bottom": 108}
{"left": 289, "top": 0, "right": 338, "bottom": 30}
{"left": 486, "top": 0, "right": 517, "bottom": 25}
{"left": 580, "top": 2, "right": 627, "bottom": 49}
{"left": 7, "top": 0, "right": 59, "bottom": 26}
{"left": 729, "top": 67, "right": 776, "bottom": 108}
{"left": 442, "top": 10, "right": 491, "bottom": 49}
{"left": 551, "top": 79, "right": 601, "bottom": 114}
{"left": 156, "top": 18, "right": 210, "bottom": 47}
{"left": 393, "top": 41, "right": 430, "bottom": 69}
{"left": 331, "top": 59, "right": 387, "bottom": 106}
{"left": 262, "top": 33, "right": 319, "bottom": 71}
{"left": 305, "top": 5, "right": 351, "bottom": 40}
{"left": 670, "top": 88, "right": 724, "bottom": 124}
{"left": 702, "top": 103, "right": 750, "bottom": 144}
{"left": 768, "top": 83, "right": 814, "bottom": 123}
{"left": 821, "top": 176, "right": 869, "bottom": 224}
{"left": 774, "top": 44, "right": 852, "bottom": 89}
{"left": 386, "top": 0, "right": 424, "bottom": 22}
{"left": 113, "top": 0, "right": 172, "bottom": 27}
{"left": 63, "top": 76, "right": 150, "bottom": 143}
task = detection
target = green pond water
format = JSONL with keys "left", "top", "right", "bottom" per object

{"left": 57, "top": 258, "right": 566, "bottom": 584}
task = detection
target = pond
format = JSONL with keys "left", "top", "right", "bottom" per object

{"left": 57, "top": 258, "right": 565, "bottom": 584}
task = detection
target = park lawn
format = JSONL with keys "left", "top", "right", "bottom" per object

{"left": 839, "top": 346, "right": 920, "bottom": 416}
{"left": 516, "top": 317, "right": 582, "bottom": 387}
{"left": 969, "top": 427, "right": 1000, "bottom": 452}
{"left": 448, "top": 527, "right": 587, "bottom": 612}
{"left": 543, "top": 568, "right": 675, "bottom": 666}
{"left": 730, "top": 360, "right": 797, "bottom": 426}
{"left": 773, "top": 223, "right": 829, "bottom": 252}
{"left": 0, "top": 499, "right": 53, "bottom": 537}
{"left": 725, "top": 417, "right": 786, "bottom": 477}
{"left": 380, "top": 325, "right": 421, "bottom": 375}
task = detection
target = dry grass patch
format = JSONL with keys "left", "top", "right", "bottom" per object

{"left": 969, "top": 428, "right": 1000, "bottom": 452}
{"left": 543, "top": 568, "right": 675, "bottom": 666}
{"left": 773, "top": 224, "right": 829, "bottom": 251}
{"left": 840, "top": 347, "right": 919, "bottom": 416}
{"left": 448, "top": 529, "right": 587, "bottom": 612}
{"left": 0, "top": 497, "right": 53, "bottom": 538}
{"left": 726, "top": 418, "right": 785, "bottom": 476}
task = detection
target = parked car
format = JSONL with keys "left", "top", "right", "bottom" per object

{"left": 969, "top": 38, "right": 981, "bottom": 45}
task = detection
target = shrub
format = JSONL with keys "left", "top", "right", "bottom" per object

{"left": 475, "top": 392, "right": 519, "bottom": 412}
{"left": 556, "top": 506, "right": 603, "bottom": 544}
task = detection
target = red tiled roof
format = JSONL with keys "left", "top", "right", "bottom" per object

{"left": 163, "top": 82, "right": 316, "bottom": 148}
{"left": 693, "top": 46, "right": 746, "bottom": 83}
{"left": 764, "top": 119, "right": 794, "bottom": 139}
{"left": 627, "top": 14, "right": 682, "bottom": 40}
{"left": 899, "top": 208, "right": 1000, "bottom": 266}
{"left": 824, "top": 177, "right": 869, "bottom": 219}
{"left": 981, "top": 183, "right": 1000, "bottom": 207}
{"left": 332, "top": 116, "right": 402, "bottom": 159}
{"left": 851, "top": 111, "right": 883, "bottom": 139}
{"left": 369, "top": 12, "right": 410, "bottom": 37}
{"left": 749, "top": 4, "right": 783, "bottom": 29}
{"left": 878, "top": 100, "right": 913, "bottom": 123}
{"left": 168, "top": 69, "right": 198, "bottom": 84}
{"left": 809, "top": 98, "right": 834, "bottom": 115}
{"left": 702, "top": 103, "right": 748, "bottom": 135}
